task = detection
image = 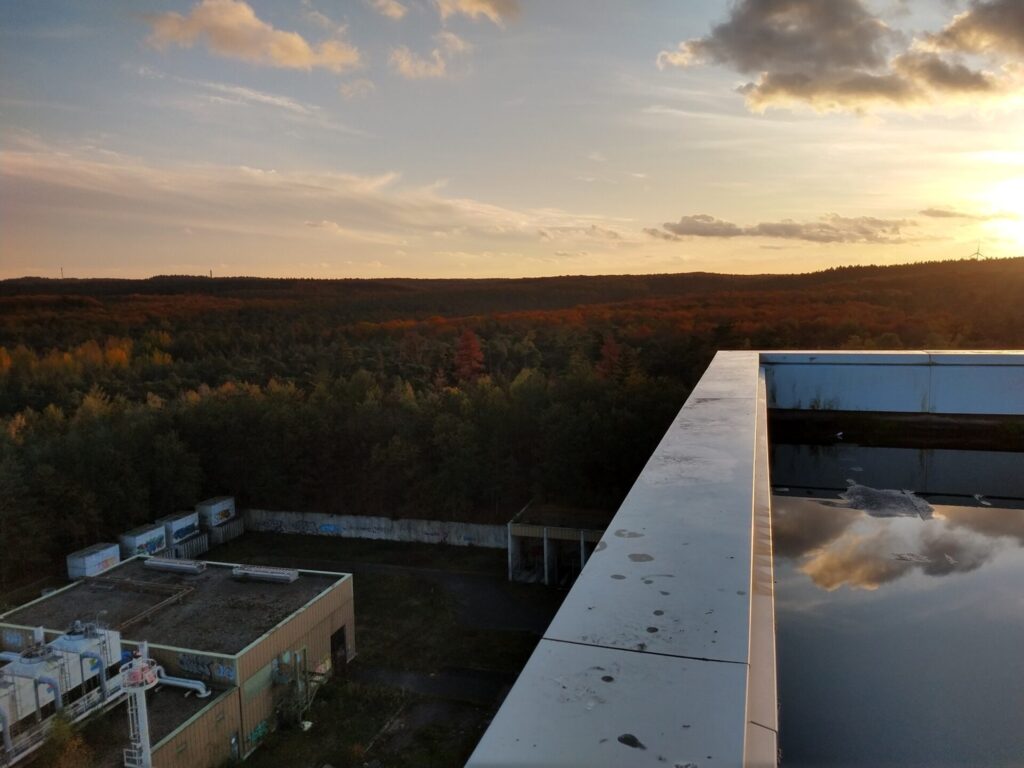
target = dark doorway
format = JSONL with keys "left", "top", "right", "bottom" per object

{"left": 330, "top": 626, "right": 348, "bottom": 668}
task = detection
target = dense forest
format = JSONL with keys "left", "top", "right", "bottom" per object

{"left": 2, "top": 258, "right": 1024, "bottom": 589}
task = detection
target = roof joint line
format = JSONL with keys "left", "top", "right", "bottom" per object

{"left": 542, "top": 636, "right": 748, "bottom": 666}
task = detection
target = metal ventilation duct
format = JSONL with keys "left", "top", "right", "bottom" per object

{"left": 231, "top": 565, "right": 299, "bottom": 584}
{"left": 143, "top": 557, "right": 206, "bottom": 575}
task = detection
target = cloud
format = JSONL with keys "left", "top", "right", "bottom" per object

{"left": 658, "top": 0, "right": 1018, "bottom": 113}
{"left": 923, "top": 0, "right": 1024, "bottom": 59}
{"left": 772, "top": 497, "right": 860, "bottom": 559}
{"left": 339, "top": 78, "right": 376, "bottom": 99}
{"left": 0, "top": 140, "right": 626, "bottom": 258}
{"left": 657, "top": 0, "right": 896, "bottom": 75}
{"left": 303, "top": 219, "right": 407, "bottom": 245}
{"left": 146, "top": 0, "right": 361, "bottom": 72}
{"left": 920, "top": 206, "right": 1017, "bottom": 221}
{"left": 135, "top": 67, "right": 365, "bottom": 135}
{"left": 941, "top": 504, "right": 1024, "bottom": 547}
{"left": 367, "top": 0, "right": 408, "bottom": 20}
{"left": 389, "top": 31, "right": 471, "bottom": 79}
{"left": 538, "top": 224, "right": 624, "bottom": 242}
{"left": 800, "top": 522, "right": 998, "bottom": 591}
{"left": 436, "top": 0, "right": 520, "bottom": 25}
{"left": 649, "top": 212, "right": 915, "bottom": 244}
{"left": 196, "top": 80, "right": 315, "bottom": 115}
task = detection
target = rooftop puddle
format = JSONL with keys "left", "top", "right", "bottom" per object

{"left": 770, "top": 438, "right": 1024, "bottom": 766}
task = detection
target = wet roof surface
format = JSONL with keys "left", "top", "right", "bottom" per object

{"left": 772, "top": 442, "right": 1024, "bottom": 766}
{"left": 2, "top": 559, "right": 346, "bottom": 654}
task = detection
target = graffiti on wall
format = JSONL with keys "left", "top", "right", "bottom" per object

{"left": 248, "top": 511, "right": 506, "bottom": 548}
{"left": 132, "top": 534, "right": 166, "bottom": 555}
{"left": 248, "top": 720, "right": 269, "bottom": 745}
{"left": 2, "top": 629, "right": 25, "bottom": 649}
{"left": 177, "top": 652, "right": 236, "bottom": 682}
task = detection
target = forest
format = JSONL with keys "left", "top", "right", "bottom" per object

{"left": 2, "top": 257, "right": 1024, "bottom": 590}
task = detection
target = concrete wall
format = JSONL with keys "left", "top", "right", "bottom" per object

{"left": 763, "top": 352, "right": 1024, "bottom": 414}
{"left": 152, "top": 688, "right": 242, "bottom": 768}
{"left": 235, "top": 576, "right": 354, "bottom": 757}
{"left": 244, "top": 509, "right": 506, "bottom": 549}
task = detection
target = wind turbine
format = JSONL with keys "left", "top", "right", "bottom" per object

{"left": 969, "top": 241, "right": 984, "bottom": 260}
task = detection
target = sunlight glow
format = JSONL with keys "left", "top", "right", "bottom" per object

{"left": 982, "top": 178, "right": 1024, "bottom": 250}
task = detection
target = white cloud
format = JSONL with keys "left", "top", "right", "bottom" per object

{"left": 436, "top": 0, "right": 519, "bottom": 26}
{"left": 367, "top": 0, "right": 408, "bottom": 20}
{"left": 0, "top": 141, "right": 628, "bottom": 253}
{"left": 339, "top": 78, "right": 376, "bottom": 99}
{"left": 146, "top": 0, "right": 361, "bottom": 72}
{"left": 389, "top": 31, "right": 471, "bottom": 79}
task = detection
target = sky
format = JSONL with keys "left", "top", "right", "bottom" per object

{"left": 1, "top": 0, "right": 1023, "bottom": 279}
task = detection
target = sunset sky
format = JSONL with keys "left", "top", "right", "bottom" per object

{"left": 2, "top": 0, "right": 1023, "bottom": 279}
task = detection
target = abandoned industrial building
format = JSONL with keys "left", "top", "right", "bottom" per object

{"left": 0, "top": 498, "right": 354, "bottom": 767}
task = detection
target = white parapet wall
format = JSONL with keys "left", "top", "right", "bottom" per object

{"left": 763, "top": 351, "right": 1024, "bottom": 414}
{"left": 468, "top": 349, "right": 1024, "bottom": 768}
{"left": 244, "top": 509, "right": 506, "bottom": 549}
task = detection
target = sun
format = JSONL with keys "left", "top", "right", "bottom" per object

{"left": 980, "top": 178, "right": 1024, "bottom": 252}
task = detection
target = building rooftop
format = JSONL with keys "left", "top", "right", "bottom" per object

{"left": 1, "top": 558, "right": 347, "bottom": 655}
{"left": 512, "top": 503, "right": 614, "bottom": 531}
{"left": 90, "top": 688, "right": 228, "bottom": 768}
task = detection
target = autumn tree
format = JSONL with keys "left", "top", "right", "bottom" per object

{"left": 454, "top": 329, "right": 485, "bottom": 381}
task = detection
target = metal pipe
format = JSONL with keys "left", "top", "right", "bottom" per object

{"left": 36, "top": 676, "right": 62, "bottom": 711}
{"left": 0, "top": 709, "right": 12, "bottom": 757}
{"left": 81, "top": 651, "right": 108, "bottom": 699}
{"left": 154, "top": 666, "right": 211, "bottom": 698}
{"left": 0, "top": 652, "right": 20, "bottom": 663}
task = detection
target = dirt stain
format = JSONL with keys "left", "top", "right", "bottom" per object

{"left": 618, "top": 733, "right": 647, "bottom": 750}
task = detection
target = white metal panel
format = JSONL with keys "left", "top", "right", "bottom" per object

{"left": 766, "top": 363, "right": 932, "bottom": 412}
{"left": 929, "top": 364, "right": 1024, "bottom": 415}
{"left": 197, "top": 496, "right": 236, "bottom": 528}
{"left": 761, "top": 351, "right": 1024, "bottom": 414}
{"left": 466, "top": 639, "right": 748, "bottom": 768}
{"left": 688, "top": 350, "right": 760, "bottom": 399}
{"left": 544, "top": 394, "right": 757, "bottom": 662}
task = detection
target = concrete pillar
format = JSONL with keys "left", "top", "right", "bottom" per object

{"left": 507, "top": 524, "right": 513, "bottom": 582}
{"left": 543, "top": 528, "right": 550, "bottom": 586}
{"left": 579, "top": 530, "right": 587, "bottom": 571}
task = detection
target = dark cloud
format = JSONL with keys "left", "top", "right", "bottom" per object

{"left": 650, "top": 213, "right": 914, "bottom": 244}
{"left": 920, "top": 207, "right": 1017, "bottom": 220}
{"left": 925, "top": 0, "right": 1024, "bottom": 58}
{"left": 772, "top": 497, "right": 860, "bottom": 559}
{"left": 891, "top": 51, "right": 996, "bottom": 93}
{"left": 658, "top": 0, "right": 897, "bottom": 73}
{"left": 921, "top": 207, "right": 982, "bottom": 219}
{"left": 942, "top": 505, "right": 1024, "bottom": 547}
{"left": 658, "top": 0, "right": 1016, "bottom": 112}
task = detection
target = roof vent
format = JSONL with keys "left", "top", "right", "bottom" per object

{"left": 144, "top": 557, "right": 206, "bottom": 575}
{"left": 231, "top": 565, "right": 299, "bottom": 584}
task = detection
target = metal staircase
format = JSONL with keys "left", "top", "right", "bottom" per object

{"left": 122, "top": 692, "right": 146, "bottom": 768}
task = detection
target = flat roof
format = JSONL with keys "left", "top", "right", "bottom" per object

{"left": 512, "top": 503, "right": 614, "bottom": 531}
{"left": 1, "top": 559, "right": 347, "bottom": 655}
{"left": 91, "top": 688, "right": 229, "bottom": 768}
